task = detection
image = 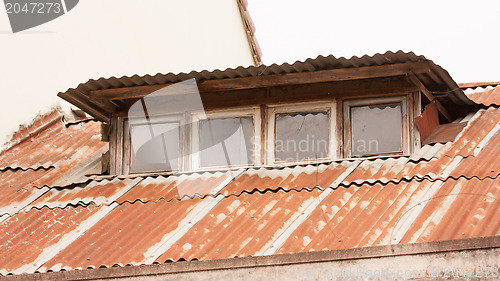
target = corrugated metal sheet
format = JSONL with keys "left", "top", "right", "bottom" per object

{"left": 155, "top": 188, "right": 323, "bottom": 262}
{"left": 219, "top": 162, "right": 356, "bottom": 196}
{"left": 464, "top": 85, "right": 500, "bottom": 106}
{"left": 400, "top": 177, "right": 500, "bottom": 243}
{"left": 27, "top": 178, "right": 136, "bottom": 209}
{"left": 0, "top": 109, "right": 108, "bottom": 191}
{"left": 40, "top": 198, "right": 204, "bottom": 271}
{"left": 0, "top": 114, "right": 105, "bottom": 171}
{"left": 116, "top": 171, "right": 234, "bottom": 203}
{"left": 441, "top": 107, "right": 500, "bottom": 158}
{"left": 58, "top": 51, "right": 475, "bottom": 122}
{"left": 0, "top": 205, "right": 101, "bottom": 275}
{"left": 275, "top": 180, "right": 437, "bottom": 253}
{"left": 0, "top": 169, "right": 48, "bottom": 216}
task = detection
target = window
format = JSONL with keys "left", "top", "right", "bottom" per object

{"left": 191, "top": 108, "right": 261, "bottom": 169}
{"left": 267, "top": 102, "right": 336, "bottom": 164}
{"left": 343, "top": 96, "right": 408, "bottom": 157}
{"left": 125, "top": 115, "right": 183, "bottom": 174}
{"left": 111, "top": 95, "right": 414, "bottom": 175}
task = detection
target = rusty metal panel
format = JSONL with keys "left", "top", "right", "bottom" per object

{"left": 401, "top": 177, "right": 500, "bottom": 243}
{"left": 0, "top": 205, "right": 100, "bottom": 275}
{"left": 40, "top": 199, "right": 202, "bottom": 271}
{"left": 465, "top": 85, "right": 500, "bottom": 106}
{"left": 422, "top": 122, "right": 467, "bottom": 145}
{"left": 155, "top": 188, "right": 322, "bottom": 262}
{"left": 449, "top": 126, "right": 500, "bottom": 179}
{"left": 442, "top": 107, "right": 500, "bottom": 158}
{"left": 274, "top": 180, "right": 436, "bottom": 254}
{"left": 415, "top": 102, "right": 439, "bottom": 141}
{"left": 0, "top": 85, "right": 498, "bottom": 276}
{"left": 0, "top": 110, "right": 108, "bottom": 190}
{"left": 27, "top": 179, "right": 133, "bottom": 209}
{"left": 220, "top": 162, "right": 355, "bottom": 197}
{"left": 116, "top": 171, "right": 232, "bottom": 203}
{"left": 0, "top": 169, "right": 48, "bottom": 212}
{"left": 0, "top": 117, "right": 105, "bottom": 171}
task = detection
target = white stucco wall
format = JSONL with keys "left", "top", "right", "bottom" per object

{"left": 0, "top": 0, "right": 254, "bottom": 146}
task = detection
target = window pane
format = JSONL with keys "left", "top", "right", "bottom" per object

{"left": 130, "top": 122, "right": 180, "bottom": 172}
{"left": 199, "top": 117, "right": 254, "bottom": 167}
{"left": 351, "top": 103, "right": 402, "bottom": 156}
{"left": 275, "top": 111, "right": 329, "bottom": 162}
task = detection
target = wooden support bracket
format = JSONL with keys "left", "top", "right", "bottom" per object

{"left": 407, "top": 72, "right": 453, "bottom": 122}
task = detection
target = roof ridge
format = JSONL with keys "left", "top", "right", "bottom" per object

{"left": 459, "top": 82, "right": 500, "bottom": 90}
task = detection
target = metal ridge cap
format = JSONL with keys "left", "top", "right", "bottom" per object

{"left": 459, "top": 82, "right": 500, "bottom": 90}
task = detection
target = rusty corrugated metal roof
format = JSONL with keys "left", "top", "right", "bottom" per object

{"left": 0, "top": 71, "right": 499, "bottom": 276}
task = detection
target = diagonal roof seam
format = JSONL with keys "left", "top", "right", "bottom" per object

{"left": 13, "top": 201, "right": 101, "bottom": 213}
{"left": 20, "top": 172, "right": 500, "bottom": 214}
{"left": 336, "top": 173, "right": 500, "bottom": 190}
{"left": 0, "top": 186, "right": 51, "bottom": 223}
{"left": 22, "top": 185, "right": 326, "bottom": 212}
{"left": 0, "top": 166, "right": 55, "bottom": 173}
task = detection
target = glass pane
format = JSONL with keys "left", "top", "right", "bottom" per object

{"left": 199, "top": 117, "right": 254, "bottom": 167}
{"left": 351, "top": 103, "right": 402, "bottom": 156}
{"left": 275, "top": 111, "right": 329, "bottom": 162}
{"left": 130, "top": 122, "right": 180, "bottom": 172}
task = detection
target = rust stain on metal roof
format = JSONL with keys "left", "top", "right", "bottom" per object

{"left": 401, "top": 177, "right": 500, "bottom": 243}
{"left": 0, "top": 169, "right": 48, "bottom": 213}
{"left": 220, "top": 162, "right": 354, "bottom": 196}
{"left": 27, "top": 179, "right": 132, "bottom": 209}
{"left": 41, "top": 199, "right": 202, "bottom": 271}
{"left": 275, "top": 180, "right": 441, "bottom": 254}
{"left": 0, "top": 114, "right": 104, "bottom": 171}
{"left": 443, "top": 107, "right": 500, "bottom": 158}
{"left": 0, "top": 205, "right": 100, "bottom": 275}
{"left": 117, "top": 171, "right": 231, "bottom": 203}
{"left": 155, "top": 188, "right": 322, "bottom": 262}
{"left": 465, "top": 85, "right": 500, "bottom": 106}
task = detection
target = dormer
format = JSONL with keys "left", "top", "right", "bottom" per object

{"left": 59, "top": 51, "right": 477, "bottom": 176}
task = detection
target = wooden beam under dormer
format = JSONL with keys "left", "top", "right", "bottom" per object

{"left": 89, "top": 61, "right": 432, "bottom": 102}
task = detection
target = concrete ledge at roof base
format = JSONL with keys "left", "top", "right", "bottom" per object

{"left": 102, "top": 249, "right": 500, "bottom": 281}
{"left": 4, "top": 236, "right": 499, "bottom": 281}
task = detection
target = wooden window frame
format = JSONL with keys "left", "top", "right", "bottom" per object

{"left": 343, "top": 95, "right": 410, "bottom": 158}
{"left": 108, "top": 92, "right": 419, "bottom": 175}
{"left": 125, "top": 114, "right": 184, "bottom": 174}
{"left": 190, "top": 106, "right": 262, "bottom": 171}
{"left": 266, "top": 101, "right": 337, "bottom": 165}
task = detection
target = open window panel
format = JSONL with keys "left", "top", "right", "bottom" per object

{"left": 267, "top": 101, "right": 337, "bottom": 165}
{"left": 122, "top": 115, "right": 184, "bottom": 174}
{"left": 190, "top": 107, "right": 261, "bottom": 170}
{"left": 343, "top": 95, "right": 410, "bottom": 158}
